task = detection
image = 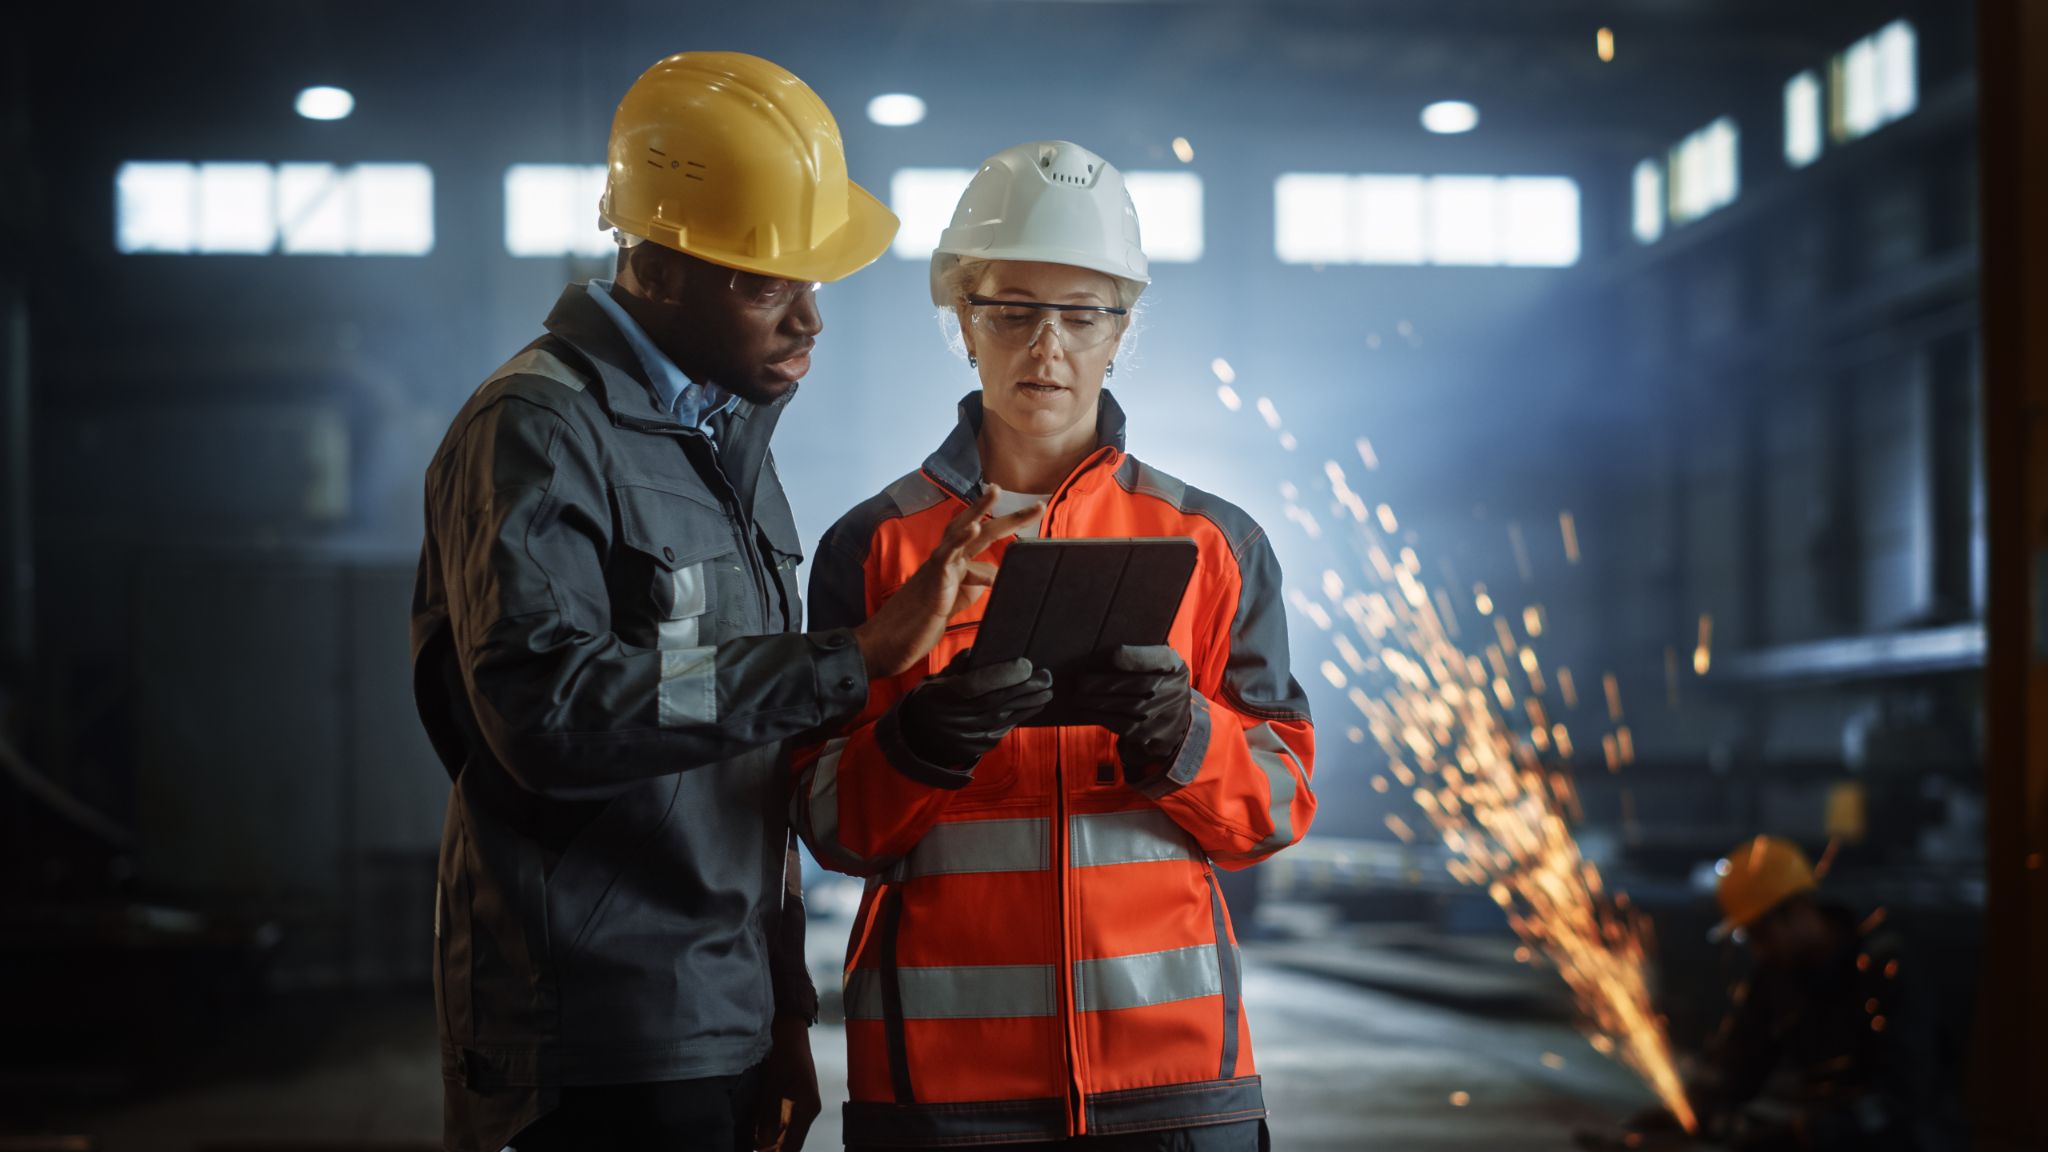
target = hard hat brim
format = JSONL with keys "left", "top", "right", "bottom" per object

{"left": 928, "top": 246, "right": 1151, "bottom": 308}
{"left": 661, "top": 180, "right": 899, "bottom": 285}
{"left": 1707, "top": 883, "right": 1814, "bottom": 943}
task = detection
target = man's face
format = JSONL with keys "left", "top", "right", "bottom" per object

{"left": 622, "top": 244, "right": 824, "bottom": 406}
{"left": 1741, "top": 899, "right": 1827, "bottom": 969}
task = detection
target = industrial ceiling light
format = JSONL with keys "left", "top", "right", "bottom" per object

{"left": 295, "top": 86, "right": 355, "bottom": 121}
{"left": 866, "top": 93, "right": 926, "bottom": 127}
{"left": 1420, "top": 100, "right": 1479, "bottom": 135}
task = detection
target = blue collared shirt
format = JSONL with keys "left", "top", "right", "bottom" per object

{"left": 586, "top": 278, "right": 738, "bottom": 440}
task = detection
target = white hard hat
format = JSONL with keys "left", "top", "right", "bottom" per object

{"left": 929, "top": 140, "right": 1151, "bottom": 308}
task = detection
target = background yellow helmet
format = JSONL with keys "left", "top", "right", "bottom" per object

{"left": 598, "top": 52, "right": 898, "bottom": 282}
{"left": 1709, "top": 835, "right": 1818, "bottom": 941}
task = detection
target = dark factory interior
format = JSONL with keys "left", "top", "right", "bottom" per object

{"left": 1, "top": 1, "right": 2043, "bottom": 1150}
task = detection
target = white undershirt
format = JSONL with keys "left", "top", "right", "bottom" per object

{"left": 987, "top": 488, "right": 1049, "bottom": 539}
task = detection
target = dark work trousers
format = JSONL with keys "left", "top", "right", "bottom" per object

{"left": 509, "top": 1063, "right": 765, "bottom": 1152}
{"left": 848, "top": 1118, "right": 1269, "bottom": 1152}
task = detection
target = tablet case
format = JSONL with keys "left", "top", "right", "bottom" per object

{"left": 967, "top": 537, "right": 1199, "bottom": 728}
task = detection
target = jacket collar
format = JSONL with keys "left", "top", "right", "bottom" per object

{"left": 922, "top": 390, "right": 1129, "bottom": 501}
{"left": 537, "top": 282, "right": 791, "bottom": 435}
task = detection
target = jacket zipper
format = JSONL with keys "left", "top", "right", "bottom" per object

{"left": 1053, "top": 727, "right": 1081, "bottom": 1135}
{"left": 1038, "top": 448, "right": 1116, "bottom": 1137}
{"left": 933, "top": 450, "right": 1118, "bottom": 1136}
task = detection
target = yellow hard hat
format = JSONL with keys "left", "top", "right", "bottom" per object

{"left": 1709, "top": 836, "right": 1817, "bottom": 942}
{"left": 598, "top": 52, "right": 898, "bottom": 282}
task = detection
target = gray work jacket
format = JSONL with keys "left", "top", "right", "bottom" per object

{"left": 410, "top": 284, "right": 866, "bottom": 1123}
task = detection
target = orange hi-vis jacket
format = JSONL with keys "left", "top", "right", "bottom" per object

{"left": 794, "top": 393, "right": 1317, "bottom": 1146}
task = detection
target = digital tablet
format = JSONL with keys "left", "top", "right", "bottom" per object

{"left": 967, "top": 537, "right": 1200, "bottom": 728}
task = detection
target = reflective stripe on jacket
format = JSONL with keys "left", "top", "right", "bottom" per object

{"left": 794, "top": 391, "right": 1316, "bottom": 1145}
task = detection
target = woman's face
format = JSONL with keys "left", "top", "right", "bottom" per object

{"left": 958, "top": 261, "right": 1125, "bottom": 447}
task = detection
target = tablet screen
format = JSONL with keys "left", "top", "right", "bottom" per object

{"left": 967, "top": 537, "right": 1199, "bottom": 727}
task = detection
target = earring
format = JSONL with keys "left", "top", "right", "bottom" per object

{"left": 968, "top": 354, "right": 978, "bottom": 369}
{"left": 1106, "top": 360, "right": 1115, "bottom": 378}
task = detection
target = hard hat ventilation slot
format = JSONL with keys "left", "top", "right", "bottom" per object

{"left": 1038, "top": 152, "right": 1098, "bottom": 186}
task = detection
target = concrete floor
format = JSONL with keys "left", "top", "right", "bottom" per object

{"left": 22, "top": 946, "right": 1660, "bottom": 1152}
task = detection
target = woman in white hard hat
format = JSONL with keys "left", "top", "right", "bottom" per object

{"left": 794, "top": 141, "right": 1319, "bottom": 1150}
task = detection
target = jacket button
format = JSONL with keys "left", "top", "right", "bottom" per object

{"left": 838, "top": 676, "right": 856, "bottom": 691}
{"left": 662, "top": 546, "right": 676, "bottom": 563}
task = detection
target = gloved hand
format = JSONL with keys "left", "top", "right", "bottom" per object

{"left": 895, "top": 653, "right": 1053, "bottom": 769}
{"left": 1070, "top": 645, "right": 1193, "bottom": 780}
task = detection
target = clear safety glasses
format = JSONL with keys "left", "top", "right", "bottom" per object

{"left": 965, "top": 295, "right": 1128, "bottom": 352}
{"left": 726, "top": 269, "right": 820, "bottom": 311}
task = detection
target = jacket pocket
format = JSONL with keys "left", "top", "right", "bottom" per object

{"left": 545, "top": 775, "right": 684, "bottom": 967}
{"left": 615, "top": 484, "right": 736, "bottom": 650}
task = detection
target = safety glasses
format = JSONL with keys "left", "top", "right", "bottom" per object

{"left": 726, "top": 269, "right": 820, "bottom": 311}
{"left": 965, "top": 295, "right": 1127, "bottom": 351}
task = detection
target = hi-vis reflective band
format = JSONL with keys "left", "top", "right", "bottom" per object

{"left": 1069, "top": 809, "right": 1203, "bottom": 867}
{"left": 657, "top": 564, "right": 710, "bottom": 650}
{"left": 1075, "top": 944, "right": 1223, "bottom": 1012}
{"left": 882, "top": 818, "right": 1047, "bottom": 881}
{"left": 878, "top": 810, "right": 1204, "bottom": 882}
{"left": 846, "top": 964, "right": 1057, "bottom": 1021}
{"left": 802, "top": 737, "right": 890, "bottom": 874}
{"left": 1244, "top": 723, "right": 1307, "bottom": 855}
{"left": 844, "top": 944, "right": 1237, "bottom": 1021}
{"left": 657, "top": 646, "right": 717, "bottom": 728}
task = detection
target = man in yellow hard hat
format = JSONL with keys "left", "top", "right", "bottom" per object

{"left": 412, "top": 52, "right": 1041, "bottom": 1152}
{"left": 1583, "top": 836, "right": 1929, "bottom": 1151}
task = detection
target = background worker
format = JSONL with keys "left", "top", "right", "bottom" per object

{"left": 1588, "top": 836, "right": 1928, "bottom": 1152}
{"left": 412, "top": 52, "right": 1005, "bottom": 1152}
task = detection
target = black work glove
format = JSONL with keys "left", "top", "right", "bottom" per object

{"left": 895, "top": 653, "right": 1053, "bottom": 769}
{"left": 1070, "top": 645, "right": 1193, "bottom": 780}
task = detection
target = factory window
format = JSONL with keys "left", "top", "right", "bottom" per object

{"left": 1632, "top": 159, "right": 1665, "bottom": 244}
{"left": 1273, "top": 173, "right": 1354, "bottom": 265}
{"left": 1354, "top": 175, "right": 1427, "bottom": 264}
{"left": 1274, "top": 173, "right": 1580, "bottom": 267}
{"left": 116, "top": 161, "right": 434, "bottom": 255}
{"left": 504, "top": 164, "right": 612, "bottom": 258}
{"left": 1427, "top": 176, "right": 1501, "bottom": 265}
{"left": 287, "top": 164, "right": 433, "bottom": 255}
{"left": 1667, "top": 117, "right": 1739, "bottom": 226}
{"left": 890, "top": 167, "right": 1205, "bottom": 263}
{"left": 1498, "top": 178, "right": 1581, "bottom": 266}
{"left": 1123, "top": 171, "right": 1204, "bottom": 263}
{"left": 889, "top": 168, "right": 976, "bottom": 260}
{"left": 1830, "top": 19, "right": 1917, "bottom": 144}
{"left": 1784, "top": 71, "right": 1825, "bottom": 168}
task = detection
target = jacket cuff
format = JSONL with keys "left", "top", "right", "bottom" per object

{"left": 1135, "top": 690, "right": 1211, "bottom": 799}
{"left": 877, "top": 702, "right": 978, "bottom": 791}
{"left": 811, "top": 628, "right": 869, "bottom": 728}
